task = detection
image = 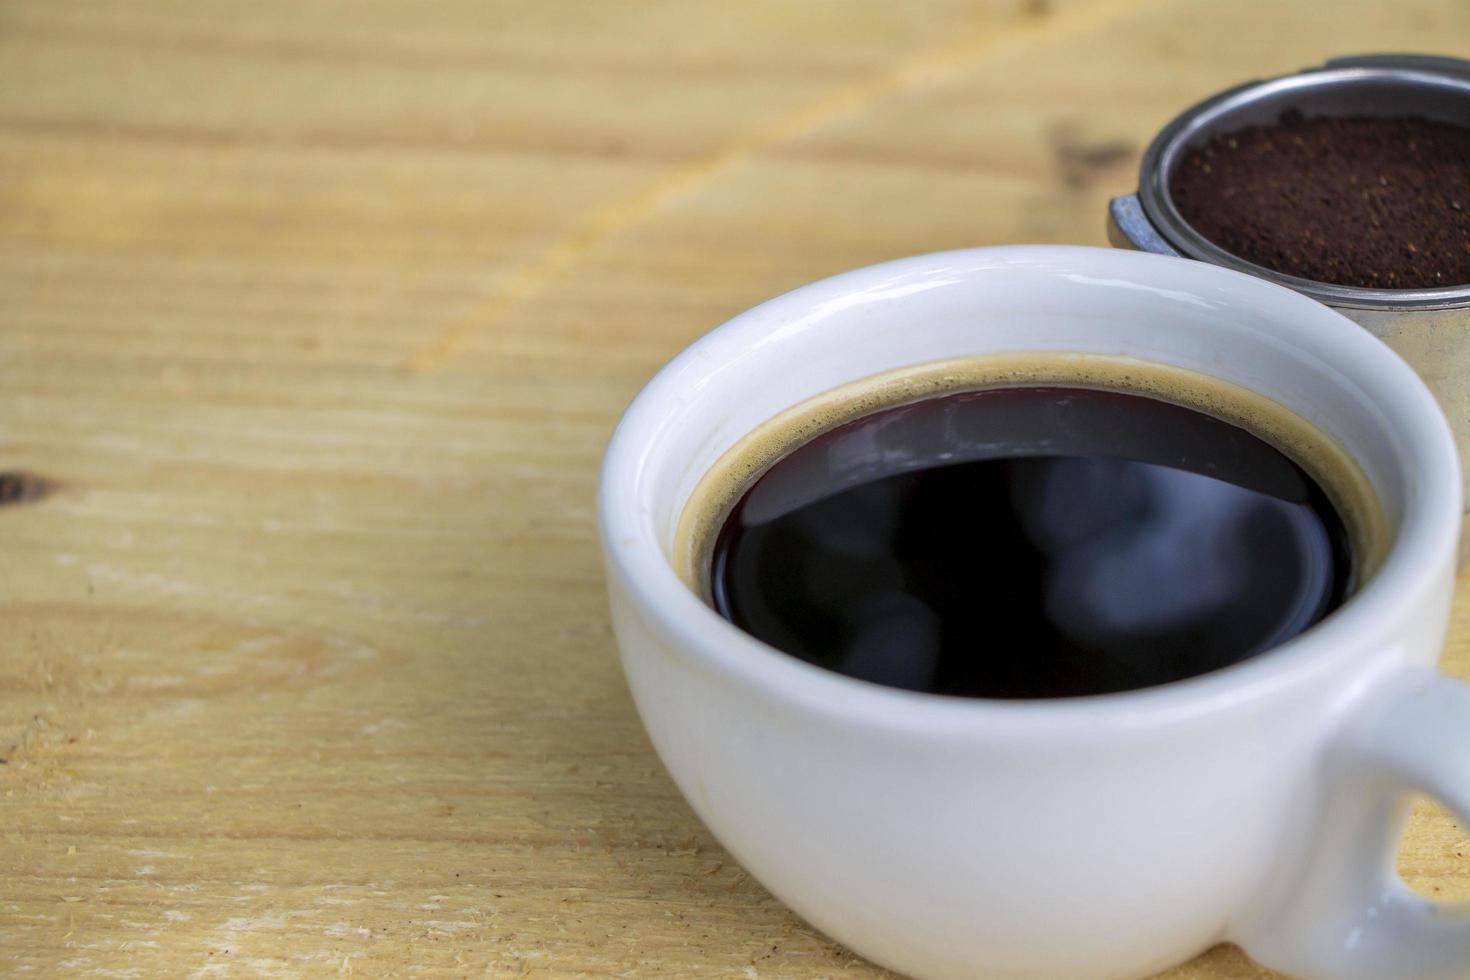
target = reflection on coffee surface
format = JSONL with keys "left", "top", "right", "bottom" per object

{"left": 677, "top": 356, "right": 1383, "bottom": 700}
{"left": 708, "top": 386, "right": 1350, "bottom": 697}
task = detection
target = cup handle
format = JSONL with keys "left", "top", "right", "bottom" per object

{"left": 1239, "top": 667, "right": 1470, "bottom": 979}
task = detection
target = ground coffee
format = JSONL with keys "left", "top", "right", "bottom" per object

{"left": 1170, "top": 111, "right": 1470, "bottom": 289}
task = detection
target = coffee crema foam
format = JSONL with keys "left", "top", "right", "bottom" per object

{"left": 674, "top": 352, "right": 1387, "bottom": 600}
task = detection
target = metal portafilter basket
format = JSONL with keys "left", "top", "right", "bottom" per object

{"left": 1109, "top": 54, "right": 1470, "bottom": 560}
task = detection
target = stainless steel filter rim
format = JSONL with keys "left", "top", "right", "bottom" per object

{"left": 1126, "top": 54, "right": 1470, "bottom": 312}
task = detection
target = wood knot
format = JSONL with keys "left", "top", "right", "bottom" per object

{"left": 1050, "top": 124, "right": 1135, "bottom": 190}
{"left": 0, "top": 471, "right": 52, "bottom": 506}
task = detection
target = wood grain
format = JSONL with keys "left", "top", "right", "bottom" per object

{"left": 3, "top": 1, "right": 1470, "bottom": 976}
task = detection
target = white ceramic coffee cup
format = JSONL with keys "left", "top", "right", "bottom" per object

{"left": 598, "top": 245, "right": 1464, "bottom": 980}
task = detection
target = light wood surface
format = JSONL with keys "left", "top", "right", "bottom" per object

{"left": 4, "top": 2, "right": 1470, "bottom": 976}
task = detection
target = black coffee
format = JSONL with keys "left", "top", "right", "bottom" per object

{"left": 709, "top": 386, "right": 1352, "bottom": 698}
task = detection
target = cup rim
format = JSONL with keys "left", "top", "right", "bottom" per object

{"left": 598, "top": 245, "right": 1461, "bottom": 735}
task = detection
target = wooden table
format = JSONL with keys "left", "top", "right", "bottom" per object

{"left": 4, "top": 2, "right": 1470, "bottom": 976}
